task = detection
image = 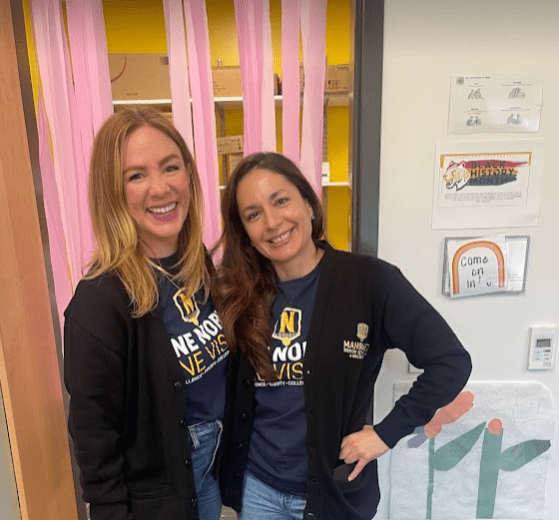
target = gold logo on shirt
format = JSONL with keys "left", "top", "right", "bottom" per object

{"left": 173, "top": 290, "right": 200, "bottom": 325}
{"left": 272, "top": 307, "right": 302, "bottom": 347}
{"left": 357, "top": 323, "right": 369, "bottom": 342}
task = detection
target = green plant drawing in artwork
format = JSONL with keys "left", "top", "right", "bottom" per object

{"left": 425, "top": 422, "right": 485, "bottom": 518}
{"left": 408, "top": 391, "right": 552, "bottom": 519}
{"left": 476, "top": 418, "right": 551, "bottom": 518}
{"left": 408, "top": 391, "right": 478, "bottom": 519}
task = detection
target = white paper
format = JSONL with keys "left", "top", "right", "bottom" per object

{"left": 505, "top": 238, "right": 530, "bottom": 291}
{"left": 449, "top": 74, "right": 542, "bottom": 134}
{"left": 389, "top": 381, "right": 555, "bottom": 519}
{"left": 442, "top": 236, "right": 529, "bottom": 296}
{"left": 432, "top": 140, "right": 544, "bottom": 229}
{"left": 446, "top": 236, "right": 507, "bottom": 298}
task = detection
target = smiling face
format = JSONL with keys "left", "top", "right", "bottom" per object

{"left": 236, "top": 167, "right": 321, "bottom": 281}
{"left": 122, "top": 125, "right": 190, "bottom": 257}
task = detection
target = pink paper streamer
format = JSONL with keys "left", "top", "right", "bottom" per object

{"left": 66, "top": 0, "right": 112, "bottom": 263}
{"left": 281, "top": 0, "right": 301, "bottom": 164}
{"left": 235, "top": 0, "right": 262, "bottom": 154}
{"left": 300, "top": 0, "right": 327, "bottom": 195}
{"left": 37, "top": 97, "right": 72, "bottom": 335}
{"left": 62, "top": 27, "right": 94, "bottom": 266}
{"left": 235, "top": 0, "right": 276, "bottom": 155}
{"left": 30, "top": 0, "right": 85, "bottom": 290}
{"left": 260, "top": 1, "right": 276, "bottom": 152}
{"left": 183, "top": 0, "right": 222, "bottom": 248}
{"left": 163, "top": 0, "right": 195, "bottom": 152}
{"left": 66, "top": 0, "right": 113, "bottom": 140}
{"left": 31, "top": 0, "right": 113, "bottom": 330}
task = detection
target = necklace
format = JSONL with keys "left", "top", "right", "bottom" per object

{"left": 151, "top": 260, "right": 183, "bottom": 292}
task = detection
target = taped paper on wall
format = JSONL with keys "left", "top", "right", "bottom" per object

{"left": 441, "top": 235, "right": 529, "bottom": 298}
{"left": 389, "top": 381, "right": 554, "bottom": 519}
{"left": 432, "top": 140, "right": 544, "bottom": 229}
{"left": 448, "top": 74, "right": 542, "bottom": 135}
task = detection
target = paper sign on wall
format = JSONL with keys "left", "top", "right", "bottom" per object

{"left": 448, "top": 74, "right": 542, "bottom": 135}
{"left": 446, "top": 237, "right": 507, "bottom": 297}
{"left": 432, "top": 140, "right": 544, "bottom": 229}
{"left": 442, "top": 236, "right": 529, "bottom": 298}
{"left": 389, "top": 381, "right": 554, "bottom": 519}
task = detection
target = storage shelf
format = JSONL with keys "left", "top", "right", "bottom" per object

{"left": 323, "top": 181, "right": 350, "bottom": 187}
{"left": 113, "top": 92, "right": 350, "bottom": 110}
{"left": 114, "top": 94, "right": 351, "bottom": 192}
{"left": 219, "top": 181, "right": 349, "bottom": 191}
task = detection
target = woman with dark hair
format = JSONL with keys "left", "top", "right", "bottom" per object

{"left": 214, "top": 152, "right": 471, "bottom": 520}
{"left": 64, "top": 107, "right": 228, "bottom": 520}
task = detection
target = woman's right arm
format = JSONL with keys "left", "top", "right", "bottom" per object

{"left": 64, "top": 281, "right": 133, "bottom": 520}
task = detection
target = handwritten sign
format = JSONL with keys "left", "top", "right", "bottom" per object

{"left": 447, "top": 238, "right": 507, "bottom": 298}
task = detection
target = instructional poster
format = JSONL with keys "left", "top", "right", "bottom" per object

{"left": 432, "top": 140, "right": 544, "bottom": 229}
{"left": 449, "top": 74, "right": 542, "bottom": 134}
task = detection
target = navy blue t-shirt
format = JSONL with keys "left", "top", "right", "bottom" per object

{"left": 247, "top": 262, "right": 321, "bottom": 495}
{"left": 157, "top": 254, "right": 229, "bottom": 425}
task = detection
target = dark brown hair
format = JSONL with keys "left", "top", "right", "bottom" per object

{"left": 212, "top": 152, "right": 324, "bottom": 379}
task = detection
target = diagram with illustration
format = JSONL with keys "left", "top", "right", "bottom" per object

{"left": 448, "top": 74, "right": 541, "bottom": 134}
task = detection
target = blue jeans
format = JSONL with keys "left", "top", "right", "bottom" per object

{"left": 189, "top": 420, "right": 223, "bottom": 520}
{"left": 238, "top": 470, "right": 306, "bottom": 520}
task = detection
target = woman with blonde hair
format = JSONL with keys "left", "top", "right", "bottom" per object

{"left": 214, "top": 152, "right": 471, "bottom": 520}
{"left": 64, "top": 107, "right": 228, "bottom": 520}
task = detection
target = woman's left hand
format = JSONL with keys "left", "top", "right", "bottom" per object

{"left": 339, "top": 425, "right": 389, "bottom": 481}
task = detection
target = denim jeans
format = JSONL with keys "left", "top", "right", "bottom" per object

{"left": 189, "top": 420, "right": 223, "bottom": 520}
{"left": 238, "top": 470, "right": 306, "bottom": 520}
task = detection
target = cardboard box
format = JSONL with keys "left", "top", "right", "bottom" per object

{"left": 299, "top": 63, "right": 351, "bottom": 93}
{"left": 212, "top": 66, "right": 243, "bottom": 97}
{"left": 217, "top": 135, "right": 243, "bottom": 155}
{"left": 228, "top": 153, "right": 244, "bottom": 176}
{"left": 109, "top": 53, "right": 171, "bottom": 100}
{"left": 110, "top": 57, "right": 279, "bottom": 100}
{"left": 161, "top": 111, "right": 173, "bottom": 123}
{"left": 212, "top": 67, "right": 279, "bottom": 97}
{"left": 325, "top": 64, "right": 350, "bottom": 92}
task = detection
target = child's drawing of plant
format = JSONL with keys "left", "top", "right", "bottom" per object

{"left": 408, "top": 391, "right": 551, "bottom": 519}
{"left": 476, "top": 418, "right": 551, "bottom": 518}
{"left": 408, "top": 391, "right": 479, "bottom": 518}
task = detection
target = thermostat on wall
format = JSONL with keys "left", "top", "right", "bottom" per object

{"left": 527, "top": 326, "right": 557, "bottom": 370}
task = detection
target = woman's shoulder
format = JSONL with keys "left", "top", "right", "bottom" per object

{"left": 322, "top": 244, "right": 422, "bottom": 307}
{"left": 323, "top": 242, "right": 400, "bottom": 277}
{"left": 65, "top": 271, "right": 131, "bottom": 323}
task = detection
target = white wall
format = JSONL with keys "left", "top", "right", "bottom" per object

{"left": 374, "top": 0, "right": 559, "bottom": 518}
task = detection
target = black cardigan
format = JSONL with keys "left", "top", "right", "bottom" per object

{"left": 220, "top": 243, "right": 472, "bottom": 520}
{"left": 64, "top": 273, "right": 200, "bottom": 520}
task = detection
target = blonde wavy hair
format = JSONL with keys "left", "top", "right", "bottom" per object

{"left": 86, "top": 107, "right": 209, "bottom": 317}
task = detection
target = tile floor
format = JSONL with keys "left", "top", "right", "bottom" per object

{"left": 220, "top": 506, "right": 236, "bottom": 519}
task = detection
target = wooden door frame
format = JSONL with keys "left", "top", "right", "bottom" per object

{"left": 0, "top": 1, "right": 79, "bottom": 518}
